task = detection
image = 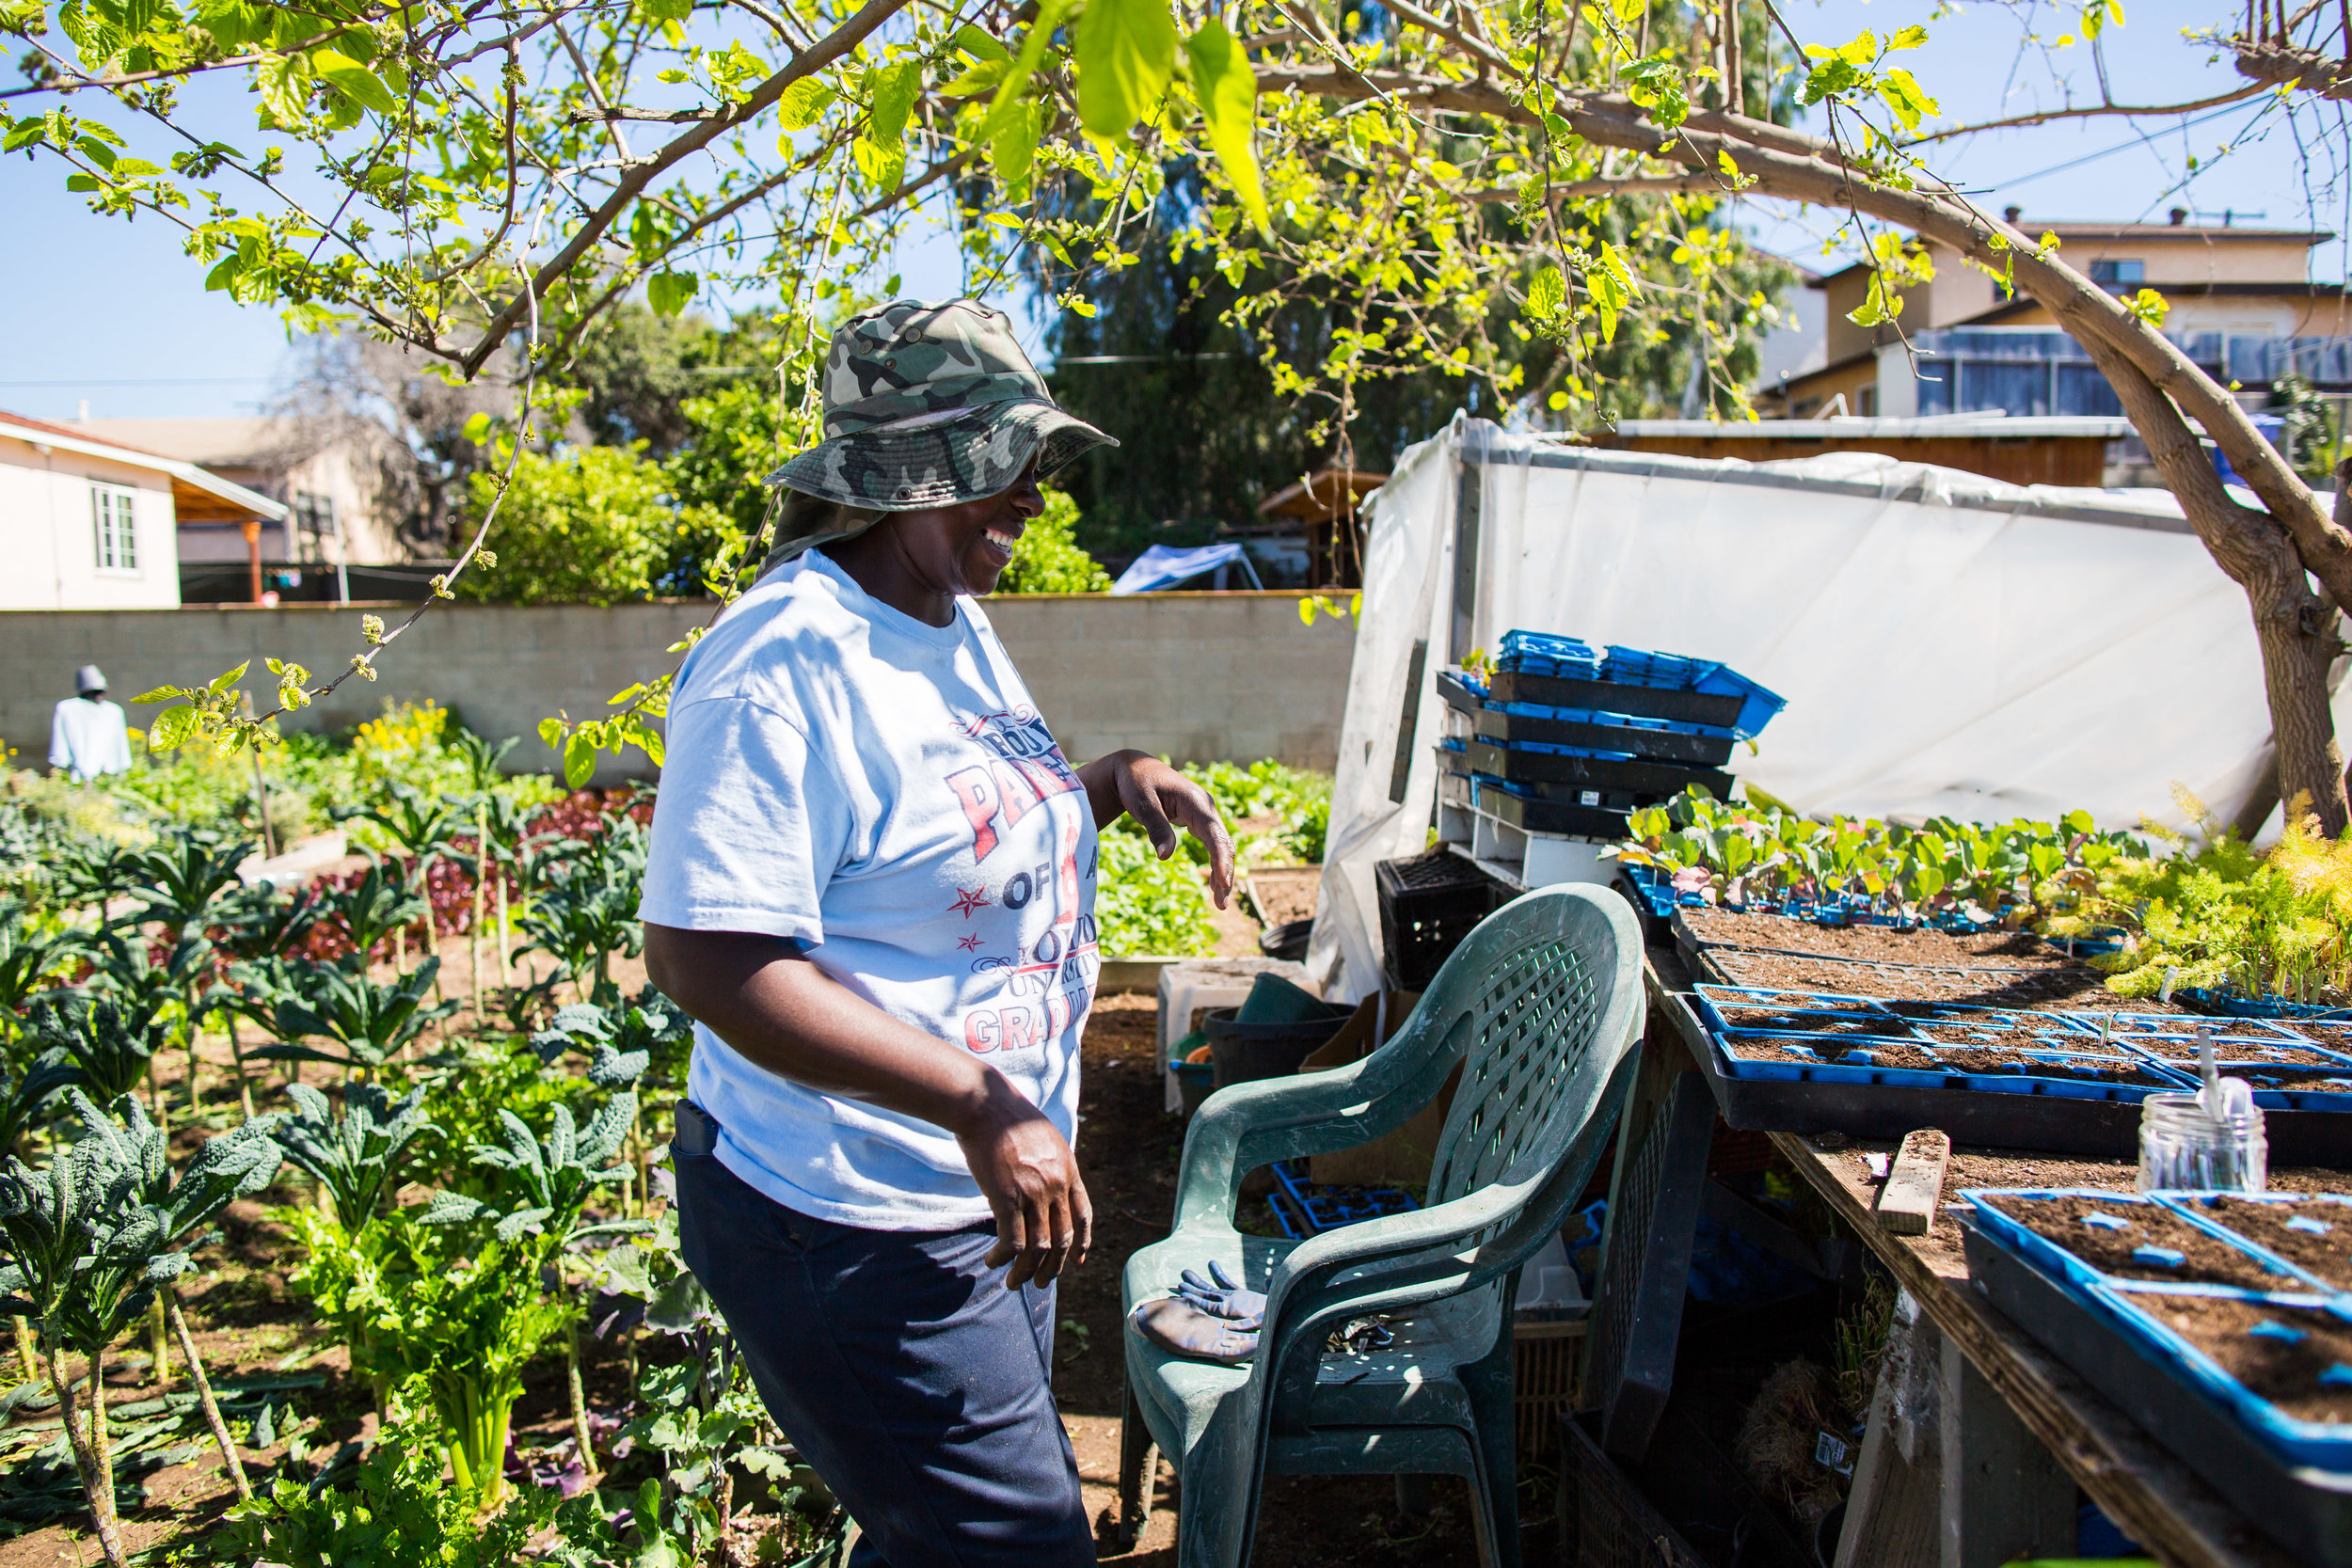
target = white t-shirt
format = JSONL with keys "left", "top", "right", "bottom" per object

{"left": 640, "top": 550, "right": 1101, "bottom": 1229}
{"left": 49, "top": 697, "right": 132, "bottom": 781}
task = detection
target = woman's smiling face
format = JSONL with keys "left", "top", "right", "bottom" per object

{"left": 883, "top": 461, "right": 1047, "bottom": 599}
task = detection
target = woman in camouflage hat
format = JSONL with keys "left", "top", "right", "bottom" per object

{"left": 643, "top": 299, "right": 1234, "bottom": 1566}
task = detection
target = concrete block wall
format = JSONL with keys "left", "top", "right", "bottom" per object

{"left": 0, "top": 592, "right": 1357, "bottom": 779}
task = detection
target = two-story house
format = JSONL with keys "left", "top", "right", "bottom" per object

{"left": 1763, "top": 212, "right": 2351, "bottom": 444}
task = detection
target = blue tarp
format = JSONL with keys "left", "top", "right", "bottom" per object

{"left": 1109, "top": 543, "right": 1263, "bottom": 594}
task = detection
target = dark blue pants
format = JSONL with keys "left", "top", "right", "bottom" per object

{"left": 674, "top": 1140, "right": 1095, "bottom": 1568}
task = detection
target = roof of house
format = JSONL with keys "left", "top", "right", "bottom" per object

{"left": 1600, "top": 414, "right": 2137, "bottom": 440}
{"left": 73, "top": 417, "right": 311, "bottom": 470}
{"left": 1257, "top": 467, "right": 1391, "bottom": 520}
{"left": 1811, "top": 220, "right": 2335, "bottom": 286}
{"left": 0, "top": 409, "right": 289, "bottom": 521}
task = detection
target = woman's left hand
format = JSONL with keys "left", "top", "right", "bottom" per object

{"left": 1083, "top": 751, "right": 1236, "bottom": 909}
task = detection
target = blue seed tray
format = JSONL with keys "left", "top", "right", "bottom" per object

{"left": 1692, "top": 987, "right": 2188, "bottom": 1100}
{"left": 1492, "top": 631, "right": 1788, "bottom": 739}
{"left": 1496, "top": 630, "right": 1602, "bottom": 679}
{"left": 1618, "top": 863, "right": 1703, "bottom": 921}
{"left": 1487, "top": 697, "right": 1738, "bottom": 741}
{"left": 1266, "top": 1158, "right": 1420, "bottom": 1239}
{"left": 1601, "top": 646, "right": 1788, "bottom": 741}
{"left": 2057, "top": 1015, "right": 2352, "bottom": 1107}
{"left": 1963, "top": 1189, "right": 2352, "bottom": 1477}
{"left": 2178, "top": 988, "right": 2352, "bottom": 1022}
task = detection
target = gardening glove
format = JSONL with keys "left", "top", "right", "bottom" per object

{"left": 1174, "top": 1259, "right": 1267, "bottom": 1331}
{"left": 1132, "top": 1296, "right": 1257, "bottom": 1367}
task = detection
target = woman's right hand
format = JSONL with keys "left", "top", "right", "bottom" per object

{"left": 953, "top": 1071, "right": 1092, "bottom": 1290}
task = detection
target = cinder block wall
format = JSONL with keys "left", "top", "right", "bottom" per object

{"left": 0, "top": 592, "right": 1357, "bottom": 780}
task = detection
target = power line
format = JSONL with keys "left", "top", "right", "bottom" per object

{"left": 0, "top": 376, "right": 275, "bottom": 387}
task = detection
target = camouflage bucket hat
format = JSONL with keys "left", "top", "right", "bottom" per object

{"left": 767, "top": 298, "right": 1115, "bottom": 561}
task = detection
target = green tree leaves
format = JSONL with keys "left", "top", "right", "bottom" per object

{"left": 1075, "top": 0, "right": 1177, "bottom": 135}
{"left": 1184, "top": 19, "right": 1267, "bottom": 237}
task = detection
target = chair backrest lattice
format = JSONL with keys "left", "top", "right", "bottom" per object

{"left": 1424, "top": 932, "right": 1610, "bottom": 1216}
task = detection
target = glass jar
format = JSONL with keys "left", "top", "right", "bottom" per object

{"left": 2137, "top": 1092, "right": 2267, "bottom": 1194}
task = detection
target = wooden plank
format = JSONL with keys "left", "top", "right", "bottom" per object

{"left": 1877, "top": 1129, "right": 1953, "bottom": 1237}
{"left": 1938, "top": 1331, "right": 2077, "bottom": 1568}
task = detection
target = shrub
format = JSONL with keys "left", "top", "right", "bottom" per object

{"left": 1095, "top": 823, "right": 1216, "bottom": 958}
{"left": 995, "top": 489, "right": 1112, "bottom": 594}
{"left": 456, "top": 445, "right": 679, "bottom": 607}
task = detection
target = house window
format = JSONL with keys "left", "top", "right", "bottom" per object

{"left": 1855, "top": 386, "right": 1879, "bottom": 417}
{"left": 2090, "top": 259, "right": 2145, "bottom": 288}
{"left": 90, "top": 485, "right": 138, "bottom": 574}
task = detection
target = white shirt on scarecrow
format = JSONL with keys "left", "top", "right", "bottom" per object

{"left": 50, "top": 665, "right": 132, "bottom": 782}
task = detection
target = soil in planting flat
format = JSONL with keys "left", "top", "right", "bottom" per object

{"left": 2131, "top": 1041, "right": 2351, "bottom": 1070}
{"left": 2175, "top": 1195, "right": 2352, "bottom": 1291}
{"left": 1704, "top": 948, "right": 2129, "bottom": 1012}
{"left": 1680, "top": 910, "right": 2075, "bottom": 968}
{"left": 2285, "top": 1022, "right": 2352, "bottom": 1055}
{"left": 1986, "top": 1192, "right": 2303, "bottom": 1290}
{"left": 2136, "top": 1292, "right": 2352, "bottom": 1424}
{"left": 1724, "top": 1036, "right": 2174, "bottom": 1087}
{"left": 1711, "top": 1004, "right": 1913, "bottom": 1036}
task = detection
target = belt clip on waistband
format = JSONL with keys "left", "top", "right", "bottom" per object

{"left": 673, "top": 1099, "right": 721, "bottom": 1158}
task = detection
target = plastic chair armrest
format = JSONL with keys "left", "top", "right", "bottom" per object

{"left": 1168, "top": 1053, "right": 1438, "bottom": 1230}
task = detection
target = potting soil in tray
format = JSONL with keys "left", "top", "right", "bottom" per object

{"left": 1679, "top": 908, "right": 2074, "bottom": 968}
{"left": 1977, "top": 1191, "right": 2303, "bottom": 1291}
{"left": 2168, "top": 1195, "right": 2352, "bottom": 1292}
{"left": 2122, "top": 1292, "right": 2352, "bottom": 1425}
{"left": 1703, "top": 946, "right": 2124, "bottom": 1010}
{"left": 1720, "top": 1035, "right": 2178, "bottom": 1087}
{"left": 1708, "top": 1004, "right": 1915, "bottom": 1037}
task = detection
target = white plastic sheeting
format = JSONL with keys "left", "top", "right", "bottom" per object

{"left": 1306, "top": 415, "right": 2320, "bottom": 1004}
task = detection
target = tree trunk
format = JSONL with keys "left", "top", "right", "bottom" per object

{"left": 167, "top": 1288, "right": 251, "bottom": 1501}
{"left": 2068, "top": 332, "right": 2351, "bottom": 832}
{"left": 48, "top": 1346, "right": 126, "bottom": 1568}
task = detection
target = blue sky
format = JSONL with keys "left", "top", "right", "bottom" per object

{"left": 3, "top": 0, "right": 2339, "bottom": 421}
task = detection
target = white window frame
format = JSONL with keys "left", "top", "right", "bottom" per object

{"left": 90, "top": 484, "right": 139, "bottom": 576}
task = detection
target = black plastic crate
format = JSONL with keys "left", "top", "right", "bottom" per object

{"left": 1480, "top": 788, "right": 1633, "bottom": 841}
{"left": 1376, "top": 850, "right": 1509, "bottom": 990}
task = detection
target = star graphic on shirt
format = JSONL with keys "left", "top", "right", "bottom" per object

{"left": 949, "top": 887, "right": 991, "bottom": 917}
{"left": 958, "top": 933, "right": 984, "bottom": 952}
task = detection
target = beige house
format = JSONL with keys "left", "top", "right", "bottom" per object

{"left": 72, "top": 417, "right": 401, "bottom": 573}
{"left": 1764, "top": 213, "right": 2351, "bottom": 423}
{"left": 0, "top": 410, "right": 284, "bottom": 610}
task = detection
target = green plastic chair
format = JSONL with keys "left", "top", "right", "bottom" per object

{"left": 1116, "top": 883, "right": 1646, "bottom": 1568}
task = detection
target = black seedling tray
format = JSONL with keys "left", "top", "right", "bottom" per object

{"left": 1478, "top": 788, "right": 1633, "bottom": 841}
{"left": 1473, "top": 706, "right": 1737, "bottom": 768}
{"left": 1677, "top": 990, "right": 2147, "bottom": 1154}
{"left": 1464, "top": 738, "right": 1736, "bottom": 800}
{"left": 1961, "top": 1211, "right": 2352, "bottom": 1565}
{"left": 1487, "top": 668, "right": 1745, "bottom": 729}
{"left": 1684, "top": 987, "right": 2154, "bottom": 1161}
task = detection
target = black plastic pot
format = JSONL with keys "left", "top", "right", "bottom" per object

{"left": 1258, "top": 919, "right": 1314, "bottom": 961}
{"left": 1203, "top": 1004, "right": 1351, "bottom": 1088}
